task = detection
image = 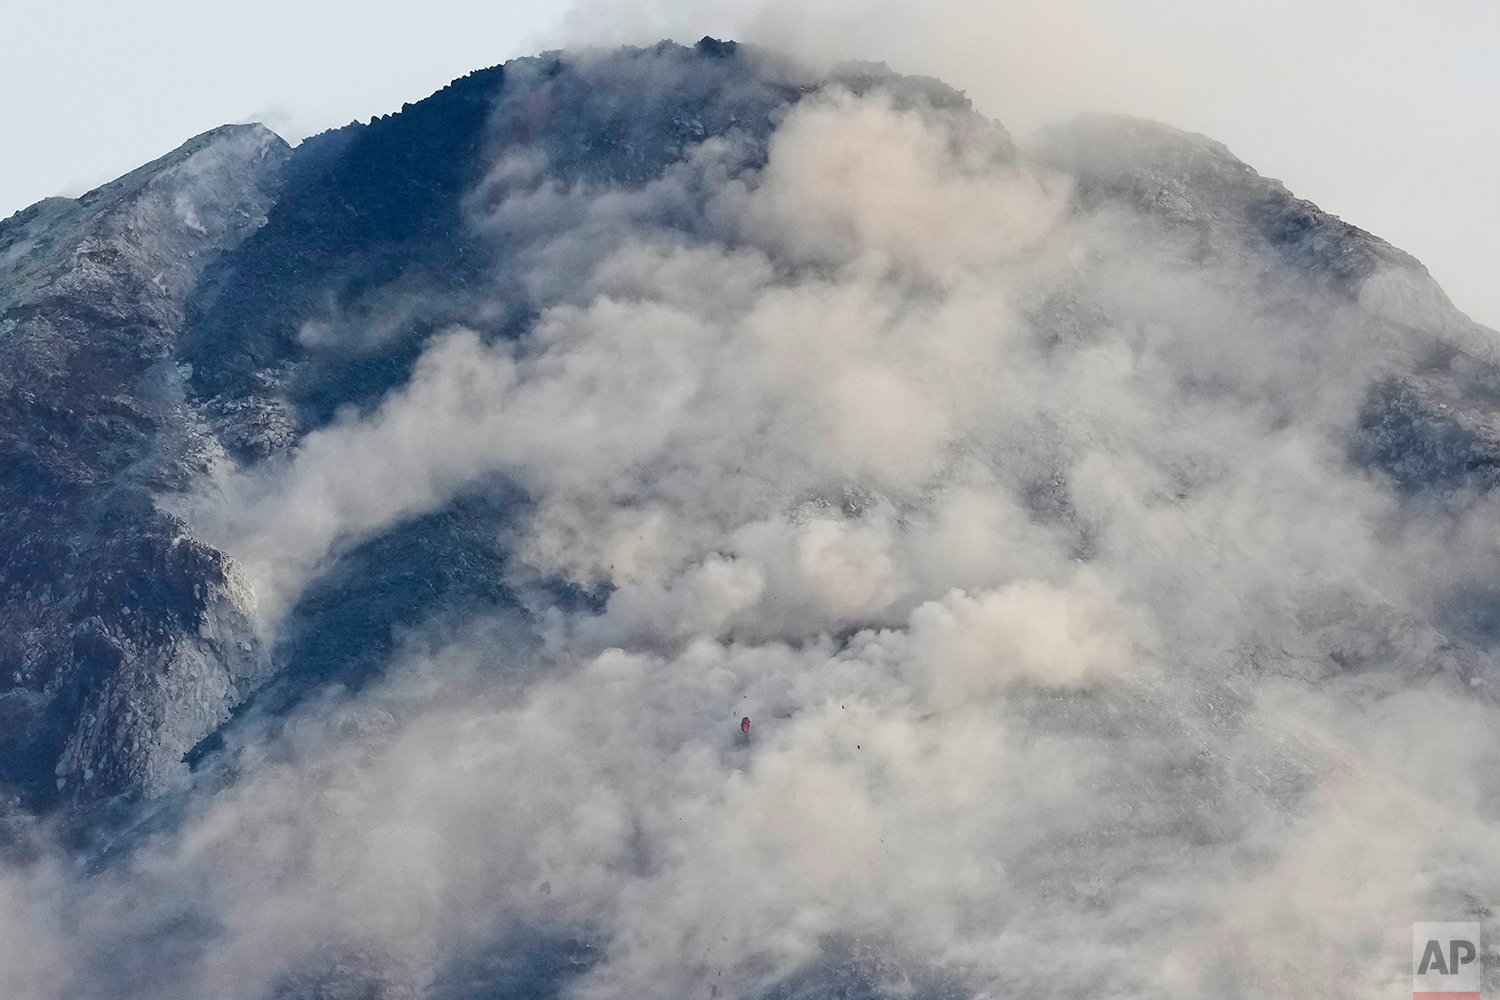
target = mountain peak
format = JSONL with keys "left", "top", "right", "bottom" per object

{"left": 2, "top": 40, "right": 1498, "bottom": 1000}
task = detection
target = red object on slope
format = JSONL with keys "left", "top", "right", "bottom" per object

{"left": 741, "top": 716, "right": 751, "bottom": 734}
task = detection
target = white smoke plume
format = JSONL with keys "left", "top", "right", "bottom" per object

{"left": 4, "top": 48, "right": 1499, "bottom": 1000}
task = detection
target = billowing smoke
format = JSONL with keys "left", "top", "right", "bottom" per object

{"left": 5, "top": 46, "right": 1499, "bottom": 1000}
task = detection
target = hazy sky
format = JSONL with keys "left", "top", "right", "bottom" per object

{"left": 2, "top": 0, "right": 1496, "bottom": 327}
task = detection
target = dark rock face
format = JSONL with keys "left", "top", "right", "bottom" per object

{"left": 0, "top": 125, "right": 288, "bottom": 804}
{"left": 184, "top": 40, "right": 809, "bottom": 445}
{"left": 1353, "top": 376, "right": 1500, "bottom": 500}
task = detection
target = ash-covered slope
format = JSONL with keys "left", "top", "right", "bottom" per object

{"left": 2, "top": 37, "right": 1499, "bottom": 1000}
{"left": 0, "top": 124, "right": 286, "bottom": 804}
{"left": 1039, "top": 114, "right": 1500, "bottom": 508}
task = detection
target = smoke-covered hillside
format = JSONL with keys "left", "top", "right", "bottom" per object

{"left": 1, "top": 37, "right": 1497, "bottom": 1000}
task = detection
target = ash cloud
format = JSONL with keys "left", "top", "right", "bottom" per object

{"left": 6, "top": 44, "right": 1500, "bottom": 1000}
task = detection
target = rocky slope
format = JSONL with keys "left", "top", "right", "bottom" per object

{"left": 3, "top": 32, "right": 1495, "bottom": 815}
{"left": 0, "top": 124, "right": 286, "bottom": 804}
{"left": 0, "top": 39, "right": 997, "bottom": 809}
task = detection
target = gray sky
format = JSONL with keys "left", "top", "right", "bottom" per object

{"left": 3, "top": 0, "right": 1496, "bottom": 328}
